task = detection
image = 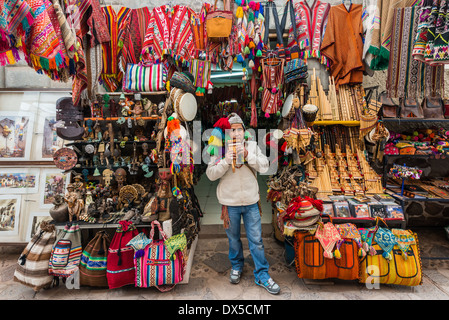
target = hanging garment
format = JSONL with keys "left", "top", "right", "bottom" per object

{"left": 368, "top": 0, "right": 418, "bottom": 70}
{"left": 51, "top": 0, "right": 77, "bottom": 59}
{"left": 261, "top": 57, "right": 285, "bottom": 115}
{"left": 23, "top": 0, "right": 67, "bottom": 80}
{"left": 72, "top": 36, "right": 87, "bottom": 106}
{"left": 415, "top": 0, "right": 449, "bottom": 64}
{"left": 100, "top": 5, "right": 131, "bottom": 92}
{"left": 87, "top": 0, "right": 111, "bottom": 47}
{"left": 288, "top": 0, "right": 331, "bottom": 65}
{"left": 320, "top": 3, "right": 365, "bottom": 88}
{"left": 387, "top": 6, "right": 444, "bottom": 99}
{"left": 122, "top": 7, "right": 151, "bottom": 65}
{"left": 170, "top": 5, "right": 195, "bottom": 66}
{"left": 361, "top": 0, "right": 378, "bottom": 67}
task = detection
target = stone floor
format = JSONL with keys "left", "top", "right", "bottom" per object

{"left": 1, "top": 226, "right": 449, "bottom": 300}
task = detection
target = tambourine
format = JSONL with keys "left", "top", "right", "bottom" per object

{"left": 53, "top": 148, "right": 78, "bottom": 170}
{"left": 174, "top": 92, "right": 197, "bottom": 122}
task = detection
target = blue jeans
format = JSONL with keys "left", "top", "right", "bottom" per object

{"left": 225, "top": 203, "right": 270, "bottom": 283}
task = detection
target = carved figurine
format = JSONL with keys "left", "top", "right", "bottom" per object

{"left": 64, "top": 183, "right": 84, "bottom": 222}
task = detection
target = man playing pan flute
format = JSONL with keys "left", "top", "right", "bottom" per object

{"left": 206, "top": 113, "right": 280, "bottom": 295}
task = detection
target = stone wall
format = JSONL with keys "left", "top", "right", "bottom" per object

{"left": 405, "top": 200, "right": 449, "bottom": 227}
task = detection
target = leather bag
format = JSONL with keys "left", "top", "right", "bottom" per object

{"left": 379, "top": 92, "right": 398, "bottom": 118}
{"left": 399, "top": 97, "right": 423, "bottom": 118}
{"left": 422, "top": 96, "right": 444, "bottom": 119}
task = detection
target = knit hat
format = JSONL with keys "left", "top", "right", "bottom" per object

{"left": 228, "top": 112, "right": 245, "bottom": 130}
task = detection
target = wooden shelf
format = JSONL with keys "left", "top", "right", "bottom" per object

{"left": 84, "top": 116, "right": 161, "bottom": 121}
{"left": 98, "top": 91, "right": 167, "bottom": 96}
{"left": 313, "top": 121, "right": 360, "bottom": 126}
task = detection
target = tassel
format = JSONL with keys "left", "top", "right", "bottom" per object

{"left": 265, "top": 112, "right": 270, "bottom": 118}
{"left": 249, "top": 41, "right": 256, "bottom": 49}
{"left": 237, "top": 54, "right": 244, "bottom": 63}
{"left": 362, "top": 242, "right": 369, "bottom": 253}
{"left": 382, "top": 251, "right": 391, "bottom": 260}
{"left": 256, "top": 49, "right": 262, "bottom": 57}
{"left": 244, "top": 46, "right": 250, "bottom": 55}
{"left": 135, "top": 249, "right": 145, "bottom": 259}
{"left": 358, "top": 248, "right": 366, "bottom": 257}
{"left": 258, "top": 86, "right": 263, "bottom": 92}
{"left": 248, "top": 60, "right": 255, "bottom": 68}
{"left": 324, "top": 251, "right": 333, "bottom": 259}
{"left": 402, "top": 251, "right": 408, "bottom": 260}
{"left": 236, "top": 6, "right": 244, "bottom": 18}
{"left": 333, "top": 249, "right": 341, "bottom": 259}
{"left": 369, "top": 246, "right": 377, "bottom": 256}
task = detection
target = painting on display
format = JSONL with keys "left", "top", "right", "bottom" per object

{"left": 39, "top": 169, "right": 70, "bottom": 209}
{"left": 0, "top": 168, "right": 40, "bottom": 194}
{"left": 26, "top": 212, "right": 52, "bottom": 242}
{"left": 0, "top": 195, "right": 21, "bottom": 236}
{"left": 0, "top": 112, "right": 34, "bottom": 161}
{"left": 35, "top": 116, "right": 66, "bottom": 161}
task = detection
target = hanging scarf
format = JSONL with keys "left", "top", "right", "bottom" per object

{"left": 51, "top": 0, "right": 77, "bottom": 59}
{"left": 314, "top": 222, "right": 341, "bottom": 259}
{"left": 141, "top": 5, "right": 171, "bottom": 65}
{"left": 335, "top": 223, "right": 366, "bottom": 258}
{"left": 170, "top": 5, "right": 195, "bottom": 67}
{"left": 374, "top": 227, "right": 398, "bottom": 261}
{"left": 391, "top": 229, "right": 416, "bottom": 260}
{"left": 100, "top": 5, "right": 131, "bottom": 92}
{"left": 65, "top": 0, "right": 91, "bottom": 38}
{"left": 359, "top": 226, "right": 378, "bottom": 256}
{"left": 72, "top": 36, "right": 87, "bottom": 106}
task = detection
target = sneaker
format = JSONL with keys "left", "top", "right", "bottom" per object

{"left": 255, "top": 278, "right": 280, "bottom": 295}
{"left": 229, "top": 269, "right": 242, "bottom": 284}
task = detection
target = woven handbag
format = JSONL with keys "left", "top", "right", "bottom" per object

{"left": 79, "top": 230, "right": 111, "bottom": 287}
{"left": 206, "top": 0, "right": 233, "bottom": 41}
{"left": 48, "top": 222, "right": 82, "bottom": 279}
{"left": 133, "top": 221, "right": 185, "bottom": 291}
{"left": 122, "top": 63, "right": 166, "bottom": 92}
{"left": 106, "top": 221, "right": 139, "bottom": 289}
{"left": 14, "top": 221, "right": 56, "bottom": 292}
{"left": 359, "top": 218, "right": 423, "bottom": 286}
{"left": 189, "top": 58, "right": 212, "bottom": 96}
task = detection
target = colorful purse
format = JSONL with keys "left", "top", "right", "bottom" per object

{"left": 133, "top": 221, "right": 185, "bottom": 291}
{"left": 122, "top": 63, "right": 166, "bottom": 92}
{"left": 189, "top": 58, "right": 212, "bottom": 96}
{"left": 359, "top": 218, "right": 423, "bottom": 287}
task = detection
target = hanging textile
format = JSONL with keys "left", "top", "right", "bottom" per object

{"left": 368, "top": 0, "right": 418, "bottom": 70}
{"left": 190, "top": 4, "right": 209, "bottom": 54}
{"left": 122, "top": 7, "right": 151, "bottom": 65}
{"left": 314, "top": 222, "right": 342, "bottom": 259}
{"left": 87, "top": 0, "right": 111, "bottom": 46}
{"left": 65, "top": 0, "right": 91, "bottom": 38}
{"left": 261, "top": 56, "right": 285, "bottom": 115}
{"left": 170, "top": 5, "right": 195, "bottom": 66}
{"left": 387, "top": 6, "right": 444, "bottom": 99}
{"left": 51, "top": 0, "right": 77, "bottom": 59}
{"left": 72, "top": 36, "right": 87, "bottom": 106}
{"left": 414, "top": 0, "right": 449, "bottom": 64}
{"left": 320, "top": 3, "right": 364, "bottom": 88}
{"left": 23, "top": 0, "right": 68, "bottom": 80}
{"left": 361, "top": 0, "right": 378, "bottom": 67}
{"left": 288, "top": 0, "right": 331, "bottom": 66}
{"left": 100, "top": 5, "right": 131, "bottom": 92}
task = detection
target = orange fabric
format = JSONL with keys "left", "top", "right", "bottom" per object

{"left": 320, "top": 4, "right": 364, "bottom": 88}
{"left": 294, "top": 231, "right": 359, "bottom": 280}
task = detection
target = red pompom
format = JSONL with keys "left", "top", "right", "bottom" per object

{"left": 213, "top": 117, "right": 231, "bottom": 131}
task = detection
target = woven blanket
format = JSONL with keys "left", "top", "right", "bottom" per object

{"left": 122, "top": 7, "right": 151, "bottom": 65}
{"left": 391, "top": 229, "right": 416, "bottom": 259}
{"left": 374, "top": 227, "right": 398, "bottom": 260}
{"left": 387, "top": 6, "right": 444, "bottom": 99}
{"left": 368, "top": 0, "right": 418, "bottom": 70}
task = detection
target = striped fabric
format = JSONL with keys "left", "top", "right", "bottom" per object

{"left": 189, "top": 58, "right": 211, "bottom": 89}
{"left": 134, "top": 239, "right": 184, "bottom": 288}
{"left": 122, "top": 7, "right": 151, "bottom": 65}
{"left": 13, "top": 222, "right": 56, "bottom": 292}
{"left": 261, "top": 58, "right": 285, "bottom": 114}
{"left": 122, "top": 63, "right": 166, "bottom": 92}
{"left": 48, "top": 223, "right": 82, "bottom": 278}
{"left": 0, "top": 0, "right": 35, "bottom": 37}
{"left": 100, "top": 5, "right": 131, "bottom": 92}
{"left": 79, "top": 231, "right": 110, "bottom": 287}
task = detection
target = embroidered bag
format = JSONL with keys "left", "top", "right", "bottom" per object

{"left": 106, "top": 221, "right": 139, "bottom": 289}
{"left": 48, "top": 222, "right": 82, "bottom": 279}
{"left": 206, "top": 0, "right": 233, "bottom": 41}
{"left": 13, "top": 221, "right": 56, "bottom": 292}
{"left": 189, "top": 58, "right": 212, "bottom": 96}
{"left": 359, "top": 218, "right": 423, "bottom": 286}
{"left": 133, "top": 220, "right": 185, "bottom": 291}
{"left": 79, "top": 230, "right": 111, "bottom": 287}
{"left": 122, "top": 63, "right": 166, "bottom": 92}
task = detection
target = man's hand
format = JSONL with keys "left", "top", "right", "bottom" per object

{"left": 224, "top": 147, "right": 234, "bottom": 165}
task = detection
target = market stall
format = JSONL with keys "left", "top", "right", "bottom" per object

{"left": 1, "top": 0, "right": 443, "bottom": 291}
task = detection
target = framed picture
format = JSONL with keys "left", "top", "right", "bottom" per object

{"left": 39, "top": 169, "right": 71, "bottom": 209}
{"left": 0, "top": 168, "right": 40, "bottom": 194}
{"left": 0, "top": 111, "right": 34, "bottom": 161}
{"left": 34, "top": 116, "right": 66, "bottom": 161}
{"left": 25, "top": 211, "right": 52, "bottom": 242}
{"left": 0, "top": 195, "right": 21, "bottom": 236}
